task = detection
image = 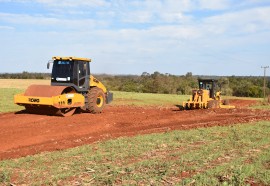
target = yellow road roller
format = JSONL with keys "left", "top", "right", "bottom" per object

{"left": 14, "top": 56, "right": 113, "bottom": 116}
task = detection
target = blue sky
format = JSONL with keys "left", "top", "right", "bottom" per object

{"left": 0, "top": 0, "right": 270, "bottom": 76}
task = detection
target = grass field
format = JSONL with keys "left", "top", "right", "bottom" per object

{"left": 113, "top": 91, "right": 189, "bottom": 106}
{"left": 0, "top": 79, "right": 50, "bottom": 89}
{"left": 0, "top": 79, "right": 266, "bottom": 113}
{"left": 0, "top": 79, "right": 270, "bottom": 185}
{"left": 0, "top": 121, "right": 270, "bottom": 185}
{"left": 0, "top": 88, "right": 189, "bottom": 113}
{"left": 0, "top": 88, "right": 24, "bottom": 113}
{"left": 0, "top": 79, "right": 50, "bottom": 112}
{"left": 0, "top": 79, "right": 189, "bottom": 113}
{"left": 251, "top": 105, "right": 270, "bottom": 110}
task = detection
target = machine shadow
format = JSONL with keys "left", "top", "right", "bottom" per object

{"left": 14, "top": 108, "right": 82, "bottom": 116}
{"left": 173, "top": 105, "right": 185, "bottom": 111}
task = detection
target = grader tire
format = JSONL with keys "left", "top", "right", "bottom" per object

{"left": 88, "top": 87, "right": 105, "bottom": 114}
{"left": 208, "top": 100, "right": 220, "bottom": 109}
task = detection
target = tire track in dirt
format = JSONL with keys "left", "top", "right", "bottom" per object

{"left": 0, "top": 101, "right": 269, "bottom": 160}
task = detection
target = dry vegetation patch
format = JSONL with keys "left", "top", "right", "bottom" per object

{"left": 0, "top": 79, "right": 50, "bottom": 89}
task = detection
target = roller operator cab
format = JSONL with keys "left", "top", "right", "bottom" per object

{"left": 49, "top": 57, "right": 91, "bottom": 92}
{"left": 14, "top": 56, "right": 113, "bottom": 116}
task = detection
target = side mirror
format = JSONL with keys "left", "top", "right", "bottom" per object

{"left": 47, "top": 60, "right": 53, "bottom": 69}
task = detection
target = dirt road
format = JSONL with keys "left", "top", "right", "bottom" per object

{"left": 0, "top": 99, "right": 269, "bottom": 160}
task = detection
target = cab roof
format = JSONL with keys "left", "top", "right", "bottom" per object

{"left": 52, "top": 56, "right": 91, "bottom": 62}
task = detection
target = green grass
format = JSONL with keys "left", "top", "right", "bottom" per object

{"left": 0, "top": 79, "right": 267, "bottom": 112}
{"left": 0, "top": 88, "right": 190, "bottom": 114}
{"left": 0, "top": 79, "right": 49, "bottom": 113}
{"left": 252, "top": 105, "right": 270, "bottom": 110}
{"left": 250, "top": 100, "right": 270, "bottom": 110}
{"left": 1, "top": 121, "right": 270, "bottom": 185}
{"left": 224, "top": 96, "right": 263, "bottom": 101}
{"left": 0, "top": 80, "right": 269, "bottom": 185}
{"left": 0, "top": 88, "right": 24, "bottom": 113}
{"left": 112, "top": 91, "right": 189, "bottom": 106}
{"left": 1, "top": 88, "right": 268, "bottom": 114}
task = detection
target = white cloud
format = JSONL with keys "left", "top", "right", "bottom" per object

{"left": 0, "top": 13, "right": 105, "bottom": 29}
{"left": 0, "top": 25, "right": 14, "bottom": 30}
{"left": 159, "top": 12, "right": 192, "bottom": 23}
{"left": 147, "top": 25, "right": 201, "bottom": 40}
{"left": 162, "top": 0, "right": 194, "bottom": 12}
{"left": 198, "top": 0, "right": 231, "bottom": 10}
{"left": 203, "top": 7, "right": 270, "bottom": 35}
{"left": 40, "top": 0, "right": 109, "bottom": 7}
{"left": 0, "top": 0, "right": 110, "bottom": 7}
{"left": 121, "top": 11, "right": 153, "bottom": 23}
{"left": 0, "top": 0, "right": 270, "bottom": 75}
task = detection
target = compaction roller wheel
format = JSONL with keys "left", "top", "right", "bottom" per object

{"left": 24, "top": 85, "right": 77, "bottom": 117}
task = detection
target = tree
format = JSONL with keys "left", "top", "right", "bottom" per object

{"left": 218, "top": 77, "right": 232, "bottom": 96}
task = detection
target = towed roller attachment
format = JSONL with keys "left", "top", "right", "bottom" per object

{"left": 14, "top": 85, "right": 85, "bottom": 116}
{"left": 183, "top": 99, "right": 235, "bottom": 110}
{"left": 182, "top": 94, "right": 208, "bottom": 109}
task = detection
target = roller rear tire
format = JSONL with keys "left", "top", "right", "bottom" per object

{"left": 87, "top": 87, "right": 105, "bottom": 113}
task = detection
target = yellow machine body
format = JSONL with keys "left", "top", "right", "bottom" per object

{"left": 183, "top": 89, "right": 212, "bottom": 109}
{"left": 90, "top": 75, "right": 107, "bottom": 93}
{"left": 14, "top": 56, "right": 113, "bottom": 116}
{"left": 183, "top": 79, "right": 235, "bottom": 109}
{"left": 14, "top": 88, "right": 85, "bottom": 109}
{"left": 52, "top": 56, "right": 91, "bottom": 62}
{"left": 14, "top": 76, "right": 108, "bottom": 108}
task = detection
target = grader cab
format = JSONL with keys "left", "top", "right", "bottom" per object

{"left": 183, "top": 79, "right": 234, "bottom": 109}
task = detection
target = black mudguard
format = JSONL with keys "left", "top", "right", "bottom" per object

{"left": 106, "top": 91, "right": 113, "bottom": 104}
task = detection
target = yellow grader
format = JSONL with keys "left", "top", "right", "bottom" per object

{"left": 14, "top": 56, "right": 113, "bottom": 116}
{"left": 183, "top": 79, "right": 235, "bottom": 109}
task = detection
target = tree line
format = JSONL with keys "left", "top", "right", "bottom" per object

{"left": 1, "top": 71, "right": 269, "bottom": 98}
{"left": 0, "top": 71, "right": 50, "bottom": 79}
{"left": 95, "top": 72, "right": 269, "bottom": 98}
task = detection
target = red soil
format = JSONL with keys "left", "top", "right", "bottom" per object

{"left": 0, "top": 99, "right": 269, "bottom": 160}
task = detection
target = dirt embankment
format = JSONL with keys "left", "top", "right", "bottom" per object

{"left": 0, "top": 99, "right": 268, "bottom": 160}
